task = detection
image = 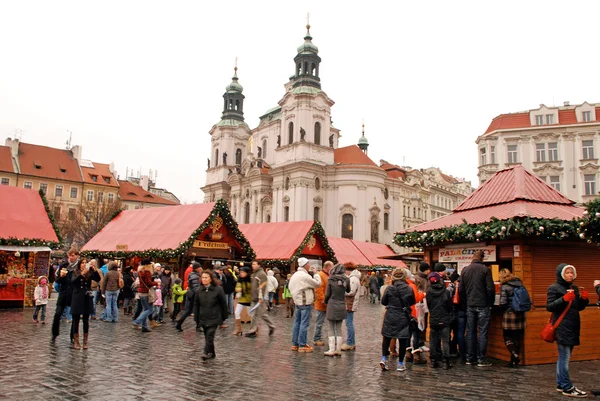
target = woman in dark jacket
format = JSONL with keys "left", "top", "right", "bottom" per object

{"left": 380, "top": 268, "right": 416, "bottom": 372}
{"left": 121, "top": 266, "right": 135, "bottom": 315}
{"left": 194, "top": 272, "right": 228, "bottom": 360}
{"left": 323, "top": 263, "right": 350, "bottom": 357}
{"left": 498, "top": 268, "right": 526, "bottom": 368}
{"left": 70, "top": 259, "right": 101, "bottom": 350}
{"left": 547, "top": 263, "right": 589, "bottom": 397}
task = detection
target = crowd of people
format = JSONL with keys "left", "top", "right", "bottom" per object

{"left": 41, "top": 248, "right": 599, "bottom": 398}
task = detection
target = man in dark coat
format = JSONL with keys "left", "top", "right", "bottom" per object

{"left": 51, "top": 248, "right": 80, "bottom": 343}
{"left": 426, "top": 273, "right": 453, "bottom": 369}
{"left": 459, "top": 250, "right": 495, "bottom": 367}
{"left": 176, "top": 262, "right": 202, "bottom": 332}
{"left": 193, "top": 273, "right": 228, "bottom": 360}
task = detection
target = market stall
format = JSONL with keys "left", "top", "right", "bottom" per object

{"left": 395, "top": 165, "right": 600, "bottom": 365}
{"left": 0, "top": 187, "right": 61, "bottom": 306}
{"left": 327, "top": 237, "right": 407, "bottom": 270}
{"left": 81, "top": 199, "right": 255, "bottom": 276}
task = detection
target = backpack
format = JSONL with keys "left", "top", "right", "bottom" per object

{"left": 510, "top": 285, "right": 532, "bottom": 312}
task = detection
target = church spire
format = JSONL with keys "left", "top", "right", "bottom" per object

{"left": 291, "top": 18, "right": 322, "bottom": 89}
{"left": 358, "top": 120, "right": 369, "bottom": 154}
{"left": 222, "top": 60, "right": 245, "bottom": 121}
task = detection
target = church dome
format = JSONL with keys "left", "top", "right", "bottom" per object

{"left": 358, "top": 134, "right": 369, "bottom": 146}
{"left": 226, "top": 76, "right": 243, "bottom": 93}
{"left": 297, "top": 25, "right": 318, "bottom": 54}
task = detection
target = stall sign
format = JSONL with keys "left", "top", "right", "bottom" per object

{"left": 116, "top": 244, "right": 129, "bottom": 251}
{"left": 193, "top": 240, "right": 229, "bottom": 250}
{"left": 438, "top": 245, "right": 496, "bottom": 263}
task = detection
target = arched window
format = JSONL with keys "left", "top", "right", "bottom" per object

{"left": 266, "top": 214, "right": 271, "bottom": 223}
{"left": 384, "top": 188, "right": 389, "bottom": 200}
{"left": 342, "top": 214, "right": 354, "bottom": 239}
{"left": 311, "top": 63, "right": 316, "bottom": 76}
{"left": 304, "top": 62, "right": 308, "bottom": 75}
{"left": 314, "top": 122, "right": 321, "bottom": 145}
{"left": 215, "top": 149, "right": 219, "bottom": 167}
{"left": 262, "top": 139, "right": 267, "bottom": 159}
{"left": 288, "top": 122, "right": 294, "bottom": 144}
{"left": 235, "top": 100, "right": 240, "bottom": 111}
{"left": 235, "top": 148, "right": 242, "bottom": 165}
{"left": 284, "top": 206, "right": 290, "bottom": 222}
{"left": 384, "top": 213, "right": 389, "bottom": 231}
{"left": 297, "top": 63, "right": 301, "bottom": 75}
{"left": 314, "top": 207, "right": 320, "bottom": 222}
{"left": 229, "top": 99, "right": 233, "bottom": 110}
{"left": 314, "top": 177, "right": 321, "bottom": 191}
{"left": 244, "top": 202, "right": 250, "bottom": 224}
{"left": 285, "top": 177, "right": 290, "bottom": 190}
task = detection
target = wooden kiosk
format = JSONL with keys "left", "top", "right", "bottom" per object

{"left": 395, "top": 166, "right": 600, "bottom": 365}
{"left": 82, "top": 199, "right": 255, "bottom": 274}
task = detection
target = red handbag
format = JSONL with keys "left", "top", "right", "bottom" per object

{"left": 452, "top": 281, "right": 460, "bottom": 305}
{"left": 540, "top": 300, "right": 572, "bottom": 343}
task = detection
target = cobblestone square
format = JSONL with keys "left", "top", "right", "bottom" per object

{"left": 0, "top": 296, "right": 598, "bottom": 401}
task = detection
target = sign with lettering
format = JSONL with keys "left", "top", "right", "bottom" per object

{"left": 438, "top": 245, "right": 496, "bottom": 264}
{"left": 116, "top": 244, "right": 128, "bottom": 251}
{"left": 193, "top": 240, "right": 229, "bottom": 250}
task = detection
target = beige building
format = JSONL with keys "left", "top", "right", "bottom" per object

{"left": 202, "top": 26, "right": 472, "bottom": 246}
{"left": 477, "top": 101, "right": 600, "bottom": 204}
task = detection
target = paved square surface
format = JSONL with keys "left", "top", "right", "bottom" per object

{"left": 0, "top": 296, "right": 598, "bottom": 401}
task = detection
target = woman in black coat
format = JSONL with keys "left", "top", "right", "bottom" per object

{"left": 193, "top": 272, "right": 228, "bottom": 360}
{"left": 121, "top": 266, "right": 135, "bottom": 315}
{"left": 380, "top": 268, "right": 416, "bottom": 372}
{"left": 323, "top": 263, "right": 350, "bottom": 357}
{"left": 70, "top": 259, "right": 101, "bottom": 350}
{"left": 546, "top": 263, "right": 589, "bottom": 397}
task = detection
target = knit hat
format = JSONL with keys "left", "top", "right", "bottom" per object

{"left": 391, "top": 268, "right": 407, "bottom": 282}
{"left": 405, "top": 268, "right": 414, "bottom": 282}
{"left": 434, "top": 262, "right": 446, "bottom": 273}
{"left": 449, "top": 272, "right": 459, "bottom": 282}
{"left": 428, "top": 272, "right": 442, "bottom": 284}
{"left": 174, "top": 278, "right": 182, "bottom": 285}
{"left": 38, "top": 276, "right": 48, "bottom": 285}
{"left": 191, "top": 261, "right": 202, "bottom": 270}
{"left": 419, "top": 262, "right": 431, "bottom": 273}
{"left": 141, "top": 259, "right": 152, "bottom": 266}
{"left": 297, "top": 257, "right": 309, "bottom": 268}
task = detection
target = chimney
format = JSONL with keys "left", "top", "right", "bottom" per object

{"left": 140, "top": 175, "right": 149, "bottom": 191}
{"left": 70, "top": 145, "right": 82, "bottom": 163}
{"left": 5, "top": 138, "right": 19, "bottom": 158}
{"left": 563, "top": 101, "right": 570, "bottom": 106}
{"left": 109, "top": 162, "right": 116, "bottom": 175}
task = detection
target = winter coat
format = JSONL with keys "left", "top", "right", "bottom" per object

{"left": 500, "top": 277, "right": 526, "bottom": 330}
{"left": 90, "top": 269, "right": 103, "bottom": 291}
{"left": 381, "top": 280, "right": 416, "bottom": 339}
{"left": 266, "top": 271, "right": 279, "bottom": 293}
{"left": 160, "top": 272, "right": 173, "bottom": 299}
{"left": 314, "top": 270, "right": 329, "bottom": 312}
{"left": 345, "top": 269, "right": 361, "bottom": 312}
{"left": 138, "top": 269, "right": 157, "bottom": 294}
{"left": 70, "top": 269, "right": 101, "bottom": 316}
{"left": 121, "top": 272, "right": 135, "bottom": 298}
{"left": 101, "top": 270, "right": 120, "bottom": 292}
{"left": 186, "top": 271, "right": 201, "bottom": 299}
{"left": 414, "top": 272, "right": 430, "bottom": 293}
{"left": 250, "top": 268, "right": 268, "bottom": 302}
{"left": 222, "top": 272, "right": 236, "bottom": 295}
{"left": 459, "top": 261, "right": 495, "bottom": 308}
{"left": 426, "top": 281, "right": 452, "bottom": 327}
{"left": 235, "top": 279, "right": 252, "bottom": 305}
{"left": 56, "top": 260, "right": 80, "bottom": 307}
{"left": 193, "top": 284, "right": 228, "bottom": 327}
{"left": 154, "top": 288, "right": 163, "bottom": 307}
{"left": 288, "top": 267, "right": 321, "bottom": 306}
{"left": 324, "top": 272, "right": 350, "bottom": 321}
{"left": 183, "top": 266, "right": 193, "bottom": 290}
{"left": 369, "top": 276, "right": 379, "bottom": 293}
{"left": 34, "top": 285, "right": 49, "bottom": 306}
{"left": 546, "top": 263, "right": 589, "bottom": 346}
{"left": 407, "top": 279, "right": 425, "bottom": 318}
{"left": 172, "top": 283, "right": 187, "bottom": 303}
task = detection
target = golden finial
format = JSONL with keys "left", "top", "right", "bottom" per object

{"left": 306, "top": 12, "right": 311, "bottom": 35}
{"left": 362, "top": 119, "right": 365, "bottom": 135}
{"left": 234, "top": 57, "right": 238, "bottom": 77}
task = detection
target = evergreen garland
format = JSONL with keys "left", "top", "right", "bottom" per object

{"left": 39, "top": 189, "right": 63, "bottom": 245}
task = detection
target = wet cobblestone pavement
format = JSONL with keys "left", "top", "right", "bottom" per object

{"left": 0, "top": 296, "right": 598, "bottom": 401}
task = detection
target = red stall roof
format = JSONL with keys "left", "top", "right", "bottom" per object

{"left": 82, "top": 203, "right": 216, "bottom": 252}
{"left": 239, "top": 221, "right": 318, "bottom": 260}
{"left": 0, "top": 186, "right": 59, "bottom": 242}
{"left": 327, "top": 237, "right": 371, "bottom": 266}
{"left": 352, "top": 240, "right": 407, "bottom": 268}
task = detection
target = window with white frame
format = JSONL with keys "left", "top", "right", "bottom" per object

{"left": 582, "top": 140, "right": 594, "bottom": 159}
{"left": 535, "top": 115, "right": 544, "bottom": 125}
{"left": 583, "top": 111, "right": 591, "bottom": 122}
{"left": 24, "top": 181, "right": 33, "bottom": 189}
{"left": 55, "top": 185, "right": 63, "bottom": 197}
{"left": 70, "top": 187, "right": 78, "bottom": 199}
{"left": 108, "top": 193, "right": 114, "bottom": 204}
{"left": 548, "top": 142, "right": 559, "bottom": 161}
{"left": 39, "top": 183, "right": 47, "bottom": 194}
{"left": 546, "top": 114, "right": 554, "bottom": 125}
{"left": 549, "top": 176, "right": 560, "bottom": 191}
{"left": 536, "top": 143, "right": 546, "bottom": 162}
{"left": 98, "top": 191, "right": 104, "bottom": 203}
{"left": 87, "top": 190, "right": 94, "bottom": 202}
{"left": 507, "top": 144, "right": 518, "bottom": 163}
{"left": 490, "top": 146, "right": 496, "bottom": 164}
{"left": 584, "top": 174, "right": 596, "bottom": 195}
{"left": 1, "top": 178, "right": 9, "bottom": 186}
{"left": 479, "top": 147, "right": 487, "bottom": 165}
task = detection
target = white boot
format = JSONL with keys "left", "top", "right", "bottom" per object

{"left": 324, "top": 336, "right": 336, "bottom": 356}
{"left": 335, "top": 336, "right": 343, "bottom": 356}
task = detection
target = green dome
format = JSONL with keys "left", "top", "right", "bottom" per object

{"left": 297, "top": 25, "right": 318, "bottom": 54}
{"left": 358, "top": 134, "right": 369, "bottom": 145}
{"left": 226, "top": 76, "right": 243, "bottom": 93}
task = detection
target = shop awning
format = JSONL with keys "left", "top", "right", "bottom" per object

{"left": 239, "top": 221, "right": 316, "bottom": 260}
{"left": 0, "top": 246, "right": 52, "bottom": 252}
{"left": 0, "top": 186, "right": 59, "bottom": 243}
{"left": 326, "top": 237, "right": 371, "bottom": 266}
{"left": 351, "top": 240, "right": 407, "bottom": 268}
{"left": 82, "top": 203, "right": 216, "bottom": 252}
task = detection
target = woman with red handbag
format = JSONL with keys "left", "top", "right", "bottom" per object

{"left": 546, "top": 263, "right": 590, "bottom": 398}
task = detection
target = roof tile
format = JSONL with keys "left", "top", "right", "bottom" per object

{"left": 0, "top": 146, "right": 14, "bottom": 173}
{"left": 334, "top": 145, "right": 378, "bottom": 167}
{"left": 0, "top": 186, "right": 59, "bottom": 242}
{"left": 82, "top": 162, "right": 119, "bottom": 187}
{"left": 118, "top": 180, "right": 179, "bottom": 205}
{"left": 18, "top": 143, "right": 82, "bottom": 182}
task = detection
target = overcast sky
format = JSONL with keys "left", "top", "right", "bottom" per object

{"left": 1, "top": 1, "right": 599, "bottom": 204}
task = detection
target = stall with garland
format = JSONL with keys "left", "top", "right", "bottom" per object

{"left": 239, "top": 221, "right": 336, "bottom": 274}
{"left": 395, "top": 166, "right": 600, "bottom": 365}
{"left": 0, "top": 187, "right": 61, "bottom": 306}
{"left": 81, "top": 199, "right": 255, "bottom": 276}
{"left": 327, "top": 237, "right": 407, "bottom": 271}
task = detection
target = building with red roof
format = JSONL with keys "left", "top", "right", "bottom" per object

{"left": 477, "top": 101, "right": 600, "bottom": 204}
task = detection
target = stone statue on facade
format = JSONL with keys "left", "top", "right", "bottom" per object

{"left": 277, "top": 134, "right": 281, "bottom": 148}
{"left": 329, "top": 134, "right": 334, "bottom": 148}
{"left": 300, "top": 127, "right": 306, "bottom": 142}
{"left": 222, "top": 152, "right": 227, "bottom": 165}
{"left": 207, "top": 158, "right": 210, "bottom": 169}
{"left": 257, "top": 146, "right": 262, "bottom": 158}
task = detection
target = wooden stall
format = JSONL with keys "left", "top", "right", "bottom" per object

{"left": 395, "top": 166, "right": 600, "bottom": 365}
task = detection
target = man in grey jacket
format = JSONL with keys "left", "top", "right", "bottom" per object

{"left": 288, "top": 257, "right": 321, "bottom": 352}
{"left": 245, "top": 261, "right": 275, "bottom": 337}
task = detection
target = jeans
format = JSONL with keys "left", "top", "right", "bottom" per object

{"left": 123, "top": 297, "right": 134, "bottom": 310}
{"left": 133, "top": 295, "right": 153, "bottom": 329}
{"left": 466, "top": 306, "right": 491, "bottom": 363}
{"left": 105, "top": 290, "right": 119, "bottom": 322}
{"left": 345, "top": 311, "right": 355, "bottom": 346}
{"left": 274, "top": 288, "right": 280, "bottom": 305}
{"left": 176, "top": 295, "right": 195, "bottom": 328}
{"left": 92, "top": 290, "right": 100, "bottom": 317}
{"left": 226, "top": 292, "right": 234, "bottom": 315}
{"left": 33, "top": 304, "right": 46, "bottom": 321}
{"left": 292, "top": 305, "right": 312, "bottom": 347}
{"left": 429, "top": 325, "right": 450, "bottom": 361}
{"left": 313, "top": 310, "right": 326, "bottom": 342}
{"left": 62, "top": 305, "right": 72, "bottom": 321}
{"left": 557, "top": 344, "right": 574, "bottom": 391}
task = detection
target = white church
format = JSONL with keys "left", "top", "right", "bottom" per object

{"left": 201, "top": 25, "right": 472, "bottom": 247}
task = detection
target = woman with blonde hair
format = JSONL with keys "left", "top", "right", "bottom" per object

{"left": 498, "top": 268, "right": 526, "bottom": 368}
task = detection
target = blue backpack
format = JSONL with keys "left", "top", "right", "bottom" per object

{"left": 510, "top": 285, "right": 531, "bottom": 312}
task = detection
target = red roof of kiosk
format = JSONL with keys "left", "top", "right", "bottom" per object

{"left": 82, "top": 203, "right": 216, "bottom": 252}
{"left": 239, "top": 221, "right": 322, "bottom": 260}
{"left": 353, "top": 240, "right": 407, "bottom": 268}
{"left": 327, "top": 237, "right": 371, "bottom": 266}
{"left": 406, "top": 165, "right": 583, "bottom": 233}
{"left": 0, "top": 186, "right": 58, "bottom": 242}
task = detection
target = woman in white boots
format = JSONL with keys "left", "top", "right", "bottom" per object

{"left": 324, "top": 263, "right": 351, "bottom": 356}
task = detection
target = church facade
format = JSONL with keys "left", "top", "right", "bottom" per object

{"left": 201, "top": 25, "right": 473, "bottom": 247}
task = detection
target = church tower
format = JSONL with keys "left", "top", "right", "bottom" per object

{"left": 290, "top": 24, "right": 321, "bottom": 89}
{"left": 358, "top": 122, "right": 369, "bottom": 154}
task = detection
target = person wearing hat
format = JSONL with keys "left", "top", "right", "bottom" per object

{"left": 426, "top": 268, "right": 453, "bottom": 370}
{"left": 176, "top": 261, "right": 202, "bottom": 332}
{"left": 459, "top": 249, "right": 495, "bottom": 367}
{"left": 245, "top": 261, "right": 276, "bottom": 338}
{"left": 288, "top": 257, "right": 321, "bottom": 352}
